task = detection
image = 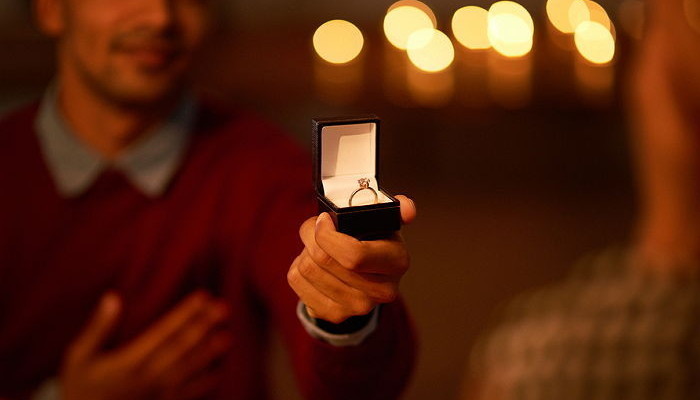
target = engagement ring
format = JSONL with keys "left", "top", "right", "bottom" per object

{"left": 348, "top": 178, "right": 378, "bottom": 207}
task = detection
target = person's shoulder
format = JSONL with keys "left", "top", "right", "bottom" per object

{"left": 486, "top": 249, "right": 629, "bottom": 325}
{"left": 469, "top": 250, "right": 626, "bottom": 385}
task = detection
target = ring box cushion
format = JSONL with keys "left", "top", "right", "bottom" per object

{"left": 312, "top": 116, "right": 401, "bottom": 239}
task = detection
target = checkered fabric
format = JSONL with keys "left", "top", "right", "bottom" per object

{"left": 471, "top": 249, "right": 700, "bottom": 400}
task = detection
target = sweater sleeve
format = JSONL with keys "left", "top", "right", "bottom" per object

{"left": 242, "top": 147, "right": 417, "bottom": 399}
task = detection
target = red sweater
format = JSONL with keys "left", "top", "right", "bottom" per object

{"left": 0, "top": 102, "right": 416, "bottom": 399}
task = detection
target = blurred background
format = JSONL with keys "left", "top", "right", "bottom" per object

{"left": 0, "top": 0, "right": 643, "bottom": 398}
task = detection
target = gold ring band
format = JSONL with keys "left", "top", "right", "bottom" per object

{"left": 349, "top": 178, "right": 379, "bottom": 207}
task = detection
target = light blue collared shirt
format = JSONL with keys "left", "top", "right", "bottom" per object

{"left": 34, "top": 86, "right": 195, "bottom": 198}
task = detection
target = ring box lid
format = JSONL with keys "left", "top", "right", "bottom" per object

{"left": 313, "top": 115, "right": 394, "bottom": 208}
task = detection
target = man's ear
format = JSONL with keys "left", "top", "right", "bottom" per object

{"left": 34, "top": 0, "right": 65, "bottom": 36}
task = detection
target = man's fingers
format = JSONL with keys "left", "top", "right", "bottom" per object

{"left": 143, "top": 302, "right": 229, "bottom": 380}
{"left": 68, "top": 292, "right": 121, "bottom": 362}
{"left": 288, "top": 258, "right": 355, "bottom": 324}
{"left": 298, "top": 242, "right": 398, "bottom": 303}
{"left": 314, "top": 213, "right": 409, "bottom": 275}
{"left": 395, "top": 195, "right": 417, "bottom": 225}
{"left": 313, "top": 212, "right": 365, "bottom": 267}
{"left": 122, "top": 291, "right": 215, "bottom": 362}
{"left": 159, "top": 331, "right": 232, "bottom": 392}
{"left": 297, "top": 249, "right": 375, "bottom": 312}
{"left": 300, "top": 217, "right": 345, "bottom": 270}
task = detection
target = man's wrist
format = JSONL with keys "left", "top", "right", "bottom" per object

{"left": 303, "top": 306, "right": 375, "bottom": 334}
{"left": 296, "top": 301, "right": 380, "bottom": 346}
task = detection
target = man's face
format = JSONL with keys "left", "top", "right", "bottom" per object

{"left": 47, "top": 0, "right": 212, "bottom": 107}
{"left": 659, "top": 0, "right": 700, "bottom": 106}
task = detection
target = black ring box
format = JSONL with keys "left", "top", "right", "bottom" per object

{"left": 312, "top": 115, "right": 401, "bottom": 239}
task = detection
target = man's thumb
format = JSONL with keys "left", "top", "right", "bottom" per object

{"left": 69, "top": 292, "right": 121, "bottom": 360}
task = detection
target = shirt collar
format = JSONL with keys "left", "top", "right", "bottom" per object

{"left": 35, "top": 85, "right": 195, "bottom": 198}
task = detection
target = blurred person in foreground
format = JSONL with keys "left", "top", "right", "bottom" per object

{"left": 0, "top": 1, "right": 417, "bottom": 399}
{"left": 466, "top": 1, "right": 700, "bottom": 399}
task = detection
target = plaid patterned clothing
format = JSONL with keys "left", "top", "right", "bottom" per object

{"left": 472, "top": 249, "right": 700, "bottom": 400}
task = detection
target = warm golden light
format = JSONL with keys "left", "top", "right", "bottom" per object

{"left": 313, "top": 20, "right": 364, "bottom": 64}
{"left": 574, "top": 21, "right": 615, "bottom": 64}
{"left": 406, "top": 29, "right": 455, "bottom": 72}
{"left": 575, "top": 59, "right": 614, "bottom": 106}
{"left": 452, "top": 6, "right": 491, "bottom": 50}
{"left": 584, "top": 1, "right": 612, "bottom": 30}
{"left": 487, "top": 2, "right": 534, "bottom": 58}
{"left": 384, "top": 5, "right": 436, "bottom": 50}
{"left": 546, "top": 0, "right": 579, "bottom": 33}
{"left": 488, "top": 52, "right": 532, "bottom": 108}
{"left": 568, "top": 0, "right": 612, "bottom": 33}
{"left": 388, "top": 1, "right": 438, "bottom": 28}
{"left": 567, "top": 0, "right": 590, "bottom": 32}
{"left": 489, "top": 1, "right": 534, "bottom": 35}
{"left": 407, "top": 66, "right": 454, "bottom": 107}
{"left": 548, "top": 0, "right": 613, "bottom": 35}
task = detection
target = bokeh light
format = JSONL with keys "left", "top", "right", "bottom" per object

{"left": 313, "top": 20, "right": 364, "bottom": 64}
{"left": 487, "top": 2, "right": 534, "bottom": 58}
{"left": 546, "top": 0, "right": 579, "bottom": 33}
{"left": 452, "top": 6, "right": 491, "bottom": 50}
{"left": 388, "top": 1, "right": 438, "bottom": 28}
{"left": 384, "top": 5, "right": 436, "bottom": 50}
{"left": 406, "top": 29, "right": 455, "bottom": 72}
{"left": 585, "top": 1, "right": 612, "bottom": 31}
{"left": 574, "top": 21, "right": 615, "bottom": 64}
{"left": 489, "top": 1, "right": 534, "bottom": 35}
{"left": 548, "top": 0, "right": 612, "bottom": 34}
{"left": 568, "top": 0, "right": 590, "bottom": 32}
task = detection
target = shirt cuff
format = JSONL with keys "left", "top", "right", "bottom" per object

{"left": 296, "top": 301, "right": 379, "bottom": 347}
{"left": 32, "top": 378, "right": 60, "bottom": 400}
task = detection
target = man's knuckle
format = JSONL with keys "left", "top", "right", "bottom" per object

{"left": 309, "top": 246, "right": 333, "bottom": 267}
{"left": 325, "top": 309, "right": 347, "bottom": 324}
{"left": 321, "top": 296, "right": 336, "bottom": 311}
{"left": 352, "top": 302, "right": 373, "bottom": 316}
{"left": 297, "top": 260, "right": 317, "bottom": 279}
{"left": 318, "top": 299, "right": 346, "bottom": 323}
{"left": 345, "top": 252, "right": 367, "bottom": 270}
{"left": 299, "top": 218, "right": 314, "bottom": 239}
{"left": 322, "top": 250, "right": 337, "bottom": 267}
{"left": 374, "top": 286, "right": 398, "bottom": 303}
{"left": 286, "top": 267, "right": 299, "bottom": 286}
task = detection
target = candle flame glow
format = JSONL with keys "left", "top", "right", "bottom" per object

{"left": 384, "top": 4, "right": 436, "bottom": 50}
{"left": 313, "top": 20, "right": 364, "bottom": 64}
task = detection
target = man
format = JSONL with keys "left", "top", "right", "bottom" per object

{"left": 0, "top": 0, "right": 417, "bottom": 399}
{"left": 467, "top": 1, "right": 700, "bottom": 399}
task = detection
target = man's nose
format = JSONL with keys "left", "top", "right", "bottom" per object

{"left": 138, "top": 0, "right": 176, "bottom": 31}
